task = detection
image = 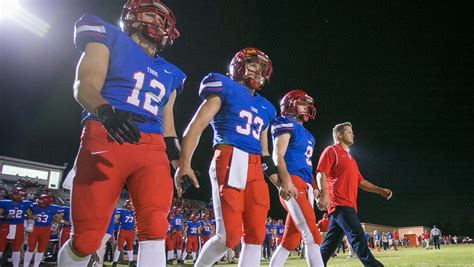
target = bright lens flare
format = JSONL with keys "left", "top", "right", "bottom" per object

{"left": 0, "top": 0, "right": 50, "bottom": 37}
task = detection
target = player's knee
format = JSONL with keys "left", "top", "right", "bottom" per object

{"left": 72, "top": 234, "right": 102, "bottom": 257}
{"left": 281, "top": 238, "right": 300, "bottom": 251}
{"left": 225, "top": 232, "right": 242, "bottom": 248}
{"left": 242, "top": 225, "right": 265, "bottom": 245}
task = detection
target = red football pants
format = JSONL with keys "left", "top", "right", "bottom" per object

{"left": 70, "top": 121, "right": 173, "bottom": 256}
{"left": 117, "top": 229, "right": 135, "bottom": 251}
{"left": 171, "top": 230, "right": 183, "bottom": 250}
{"left": 201, "top": 234, "right": 210, "bottom": 246}
{"left": 165, "top": 233, "right": 173, "bottom": 251}
{"left": 280, "top": 175, "right": 322, "bottom": 250}
{"left": 185, "top": 235, "right": 198, "bottom": 253}
{"left": 60, "top": 226, "right": 71, "bottom": 247}
{"left": 0, "top": 223, "right": 24, "bottom": 252}
{"left": 28, "top": 225, "right": 51, "bottom": 252}
{"left": 210, "top": 145, "right": 270, "bottom": 248}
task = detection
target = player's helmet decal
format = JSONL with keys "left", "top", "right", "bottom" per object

{"left": 280, "top": 90, "right": 316, "bottom": 122}
{"left": 121, "top": 0, "right": 180, "bottom": 51}
{"left": 229, "top": 47, "right": 273, "bottom": 90}
{"left": 37, "top": 194, "right": 53, "bottom": 208}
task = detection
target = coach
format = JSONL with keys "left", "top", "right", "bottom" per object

{"left": 315, "top": 122, "right": 392, "bottom": 266}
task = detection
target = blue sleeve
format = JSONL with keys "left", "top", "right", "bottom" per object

{"left": 170, "top": 65, "right": 186, "bottom": 95}
{"left": 74, "top": 14, "right": 110, "bottom": 52}
{"left": 270, "top": 116, "right": 294, "bottom": 137}
{"left": 198, "top": 73, "right": 226, "bottom": 102}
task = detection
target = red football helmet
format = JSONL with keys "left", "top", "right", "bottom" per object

{"left": 190, "top": 213, "right": 198, "bottom": 222}
{"left": 121, "top": 0, "right": 180, "bottom": 51}
{"left": 37, "top": 194, "right": 53, "bottom": 208}
{"left": 124, "top": 199, "right": 134, "bottom": 210}
{"left": 280, "top": 90, "right": 316, "bottom": 122}
{"left": 229, "top": 47, "right": 273, "bottom": 90}
{"left": 11, "top": 187, "right": 26, "bottom": 201}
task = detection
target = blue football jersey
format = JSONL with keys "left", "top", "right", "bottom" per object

{"left": 172, "top": 214, "right": 183, "bottom": 231}
{"left": 200, "top": 220, "right": 212, "bottom": 236}
{"left": 116, "top": 208, "right": 135, "bottom": 231}
{"left": 271, "top": 116, "right": 315, "bottom": 184}
{"left": 74, "top": 14, "right": 186, "bottom": 134}
{"left": 31, "top": 204, "right": 63, "bottom": 227}
{"left": 106, "top": 209, "right": 116, "bottom": 235}
{"left": 0, "top": 200, "right": 33, "bottom": 225}
{"left": 199, "top": 73, "right": 276, "bottom": 154}
{"left": 185, "top": 221, "right": 199, "bottom": 236}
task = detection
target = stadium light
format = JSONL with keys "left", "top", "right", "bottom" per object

{"left": 0, "top": 0, "right": 50, "bottom": 37}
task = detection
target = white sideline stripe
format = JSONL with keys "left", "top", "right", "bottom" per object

{"left": 76, "top": 25, "right": 106, "bottom": 34}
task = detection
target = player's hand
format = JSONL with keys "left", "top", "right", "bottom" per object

{"left": 96, "top": 104, "right": 146, "bottom": 145}
{"left": 316, "top": 191, "right": 330, "bottom": 211}
{"left": 174, "top": 164, "right": 200, "bottom": 197}
{"left": 378, "top": 187, "right": 393, "bottom": 200}
{"left": 279, "top": 180, "right": 298, "bottom": 201}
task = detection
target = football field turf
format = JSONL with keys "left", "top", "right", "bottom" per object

{"left": 150, "top": 244, "right": 473, "bottom": 266}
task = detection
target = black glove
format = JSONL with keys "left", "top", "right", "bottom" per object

{"left": 96, "top": 104, "right": 146, "bottom": 145}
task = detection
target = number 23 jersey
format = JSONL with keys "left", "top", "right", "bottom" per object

{"left": 199, "top": 73, "right": 276, "bottom": 155}
{"left": 74, "top": 14, "right": 186, "bottom": 134}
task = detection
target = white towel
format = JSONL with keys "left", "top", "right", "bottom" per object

{"left": 7, "top": 224, "right": 17, "bottom": 240}
{"left": 227, "top": 147, "right": 249, "bottom": 189}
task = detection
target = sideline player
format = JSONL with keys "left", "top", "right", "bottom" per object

{"left": 269, "top": 90, "right": 324, "bottom": 267}
{"left": 24, "top": 194, "right": 63, "bottom": 267}
{"left": 112, "top": 200, "right": 136, "bottom": 266}
{"left": 0, "top": 187, "right": 33, "bottom": 267}
{"left": 58, "top": 1, "right": 185, "bottom": 266}
{"left": 175, "top": 47, "right": 296, "bottom": 267}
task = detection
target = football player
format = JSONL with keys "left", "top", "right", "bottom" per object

{"left": 269, "top": 90, "right": 324, "bottom": 267}
{"left": 112, "top": 200, "right": 136, "bottom": 266}
{"left": 24, "top": 194, "right": 64, "bottom": 267}
{"left": 59, "top": 205, "right": 71, "bottom": 248}
{"left": 0, "top": 186, "right": 33, "bottom": 267}
{"left": 175, "top": 47, "right": 296, "bottom": 267}
{"left": 181, "top": 213, "right": 200, "bottom": 263}
{"left": 58, "top": 1, "right": 185, "bottom": 266}
{"left": 169, "top": 206, "right": 184, "bottom": 263}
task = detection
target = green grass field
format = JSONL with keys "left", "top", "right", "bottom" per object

{"left": 158, "top": 244, "right": 473, "bottom": 267}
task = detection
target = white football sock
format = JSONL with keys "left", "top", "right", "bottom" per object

{"left": 33, "top": 252, "right": 44, "bottom": 267}
{"left": 269, "top": 245, "right": 290, "bottom": 267}
{"left": 176, "top": 249, "right": 182, "bottom": 260}
{"left": 167, "top": 251, "right": 174, "bottom": 260}
{"left": 12, "top": 251, "right": 21, "bottom": 267}
{"left": 191, "top": 252, "right": 197, "bottom": 261}
{"left": 137, "top": 240, "right": 165, "bottom": 267}
{"left": 181, "top": 251, "right": 188, "bottom": 261}
{"left": 23, "top": 251, "right": 34, "bottom": 267}
{"left": 305, "top": 243, "right": 324, "bottom": 267}
{"left": 113, "top": 248, "right": 120, "bottom": 262}
{"left": 195, "top": 236, "right": 228, "bottom": 267}
{"left": 57, "top": 239, "right": 91, "bottom": 267}
{"left": 127, "top": 250, "right": 134, "bottom": 262}
{"left": 238, "top": 243, "right": 261, "bottom": 267}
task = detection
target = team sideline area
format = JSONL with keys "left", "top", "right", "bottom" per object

{"left": 111, "top": 245, "right": 474, "bottom": 267}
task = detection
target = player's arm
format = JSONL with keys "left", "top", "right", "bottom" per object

{"left": 174, "top": 95, "right": 222, "bottom": 197}
{"left": 358, "top": 180, "right": 392, "bottom": 200}
{"left": 315, "top": 172, "right": 330, "bottom": 211}
{"left": 114, "top": 213, "right": 120, "bottom": 224}
{"left": 272, "top": 132, "right": 298, "bottom": 200}
{"left": 162, "top": 90, "right": 180, "bottom": 170}
{"left": 73, "top": 42, "right": 109, "bottom": 116}
{"left": 260, "top": 127, "right": 280, "bottom": 188}
{"left": 26, "top": 208, "right": 34, "bottom": 219}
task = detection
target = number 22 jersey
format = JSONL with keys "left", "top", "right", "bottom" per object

{"left": 199, "top": 73, "right": 276, "bottom": 155}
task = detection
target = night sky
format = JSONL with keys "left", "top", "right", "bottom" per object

{"left": 1, "top": 0, "right": 473, "bottom": 235}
